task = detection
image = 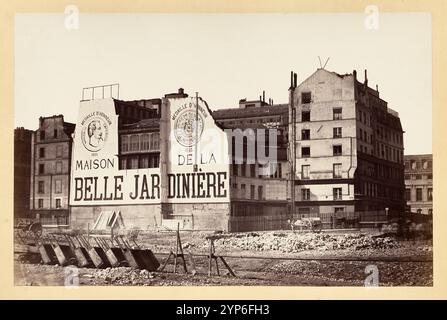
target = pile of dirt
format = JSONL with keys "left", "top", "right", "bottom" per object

{"left": 85, "top": 267, "right": 157, "bottom": 285}
{"left": 185, "top": 232, "right": 399, "bottom": 253}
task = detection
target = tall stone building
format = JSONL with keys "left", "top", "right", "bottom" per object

{"left": 30, "top": 115, "right": 75, "bottom": 226}
{"left": 404, "top": 154, "right": 433, "bottom": 215}
{"left": 289, "top": 68, "right": 405, "bottom": 228}
{"left": 213, "top": 96, "right": 290, "bottom": 231}
{"left": 14, "top": 127, "right": 33, "bottom": 219}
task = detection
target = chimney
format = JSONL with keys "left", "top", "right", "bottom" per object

{"left": 364, "top": 69, "right": 368, "bottom": 86}
{"left": 353, "top": 69, "right": 357, "bottom": 80}
{"left": 293, "top": 73, "right": 297, "bottom": 88}
{"left": 290, "top": 71, "right": 294, "bottom": 89}
{"left": 376, "top": 84, "right": 379, "bottom": 92}
{"left": 262, "top": 91, "right": 265, "bottom": 103}
{"left": 178, "top": 88, "right": 184, "bottom": 95}
{"left": 259, "top": 95, "right": 262, "bottom": 102}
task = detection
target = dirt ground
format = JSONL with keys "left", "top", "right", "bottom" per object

{"left": 14, "top": 230, "right": 433, "bottom": 287}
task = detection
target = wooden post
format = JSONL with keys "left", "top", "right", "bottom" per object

{"left": 173, "top": 223, "right": 179, "bottom": 273}
{"left": 208, "top": 239, "right": 213, "bottom": 276}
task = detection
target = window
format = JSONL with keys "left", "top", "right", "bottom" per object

{"left": 241, "top": 184, "right": 246, "bottom": 197}
{"left": 333, "top": 127, "right": 342, "bottom": 138}
{"left": 38, "top": 164, "right": 44, "bottom": 174}
{"left": 38, "top": 199, "right": 44, "bottom": 208}
{"left": 150, "top": 133, "right": 160, "bottom": 150}
{"left": 427, "top": 160, "right": 432, "bottom": 169}
{"left": 130, "top": 157, "right": 139, "bottom": 169}
{"left": 428, "top": 209, "right": 433, "bottom": 215}
{"left": 301, "top": 111, "right": 310, "bottom": 122}
{"left": 333, "top": 188, "right": 342, "bottom": 200}
{"left": 250, "top": 164, "right": 256, "bottom": 177}
{"left": 428, "top": 188, "right": 433, "bottom": 201}
{"left": 415, "top": 174, "right": 422, "bottom": 180}
{"left": 258, "top": 186, "right": 263, "bottom": 200}
{"left": 301, "top": 92, "right": 311, "bottom": 104}
{"left": 333, "top": 108, "right": 342, "bottom": 120}
{"left": 406, "top": 189, "right": 411, "bottom": 201}
{"left": 359, "top": 129, "right": 363, "bottom": 141}
{"left": 40, "top": 130, "right": 45, "bottom": 141}
{"left": 250, "top": 185, "right": 255, "bottom": 199}
{"left": 39, "top": 147, "right": 45, "bottom": 158}
{"left": 38, "top": 181, "right": 44, "bottom": 193}
{"left": 417, "top": 209, "right": 422, "bottom": 214}
{"left": 405, "top": 161, "right": 410, "bottom": 170}
{"left": 120, "top": 158, "right": 127, "bottom": 170}
{"left": 233, "top": 164, "right": 239, "bottom": 176}
{"left": 55, "top": 199, "right": 61, "bottom": 209}
{"left": 130, "top": 135, "right": 139, "bottom": 151}
{"left": 53, "top": 129, "right": 58, "bottom": 138}
{"left": 302, "top": 147, "right": 310, "bottom": 158}
{"left": 301, "top": 129, "right": 310, "bottom": 140}
{"left": 333, "top": 145, "right": 342, "bottom": 156}
{"left": 232, "top": 183, "right": 237, "bottom": 189}
{"left": 301, "top": 165, "right": 310, "bottom": 179}
{"left": 140, "top": 134, "right": 150, "bottom": 150}
{"left": 416, "top": 188, "right": 422, "bottom": 201}
{"left": 56, "top": 145, "right": 63, "bottom": 158}
{"left": 56, "top": 161, "right": 62, "bottom": 174}
{"left": 140, "top": 155, "right": 149, "bottom": 168}
{"left": 416, "top": 161, "right": 422, "bottom": 170}
{"left": 333, "top": 163, "right": 342, "bottom": 178}
{"left": 427, "top": 174, "right": 433, "bottom": 180}
{"left": 301, "top": 188, "right": 310, "bottom": 201}
{"left": 241, "top": 164, "right": 246, "bottom": 177}
{"left": 121, "top": 135, "right": 129, "bottom": 152}
{"left": 404, "top": 174, "right": 411, "bottom": 180}
{"left": 55, "top": 179, "right": 62, "bottom": 193}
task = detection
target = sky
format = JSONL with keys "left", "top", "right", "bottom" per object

{"left": 15, "top": 13, "right": 432, "bottom": 154}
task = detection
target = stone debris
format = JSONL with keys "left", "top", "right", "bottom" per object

{"left": 87, "top": 267, "right": 157, "bottom": 285}
{"left": 267, "top": 259, "right": 432, "bottom": 286}
{"left": 196, "top": 232, "right": 400, "bottom": 253}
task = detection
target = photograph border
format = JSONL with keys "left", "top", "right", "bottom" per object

{"left": 0, "top": 0, "right": 445, "bottom": 300}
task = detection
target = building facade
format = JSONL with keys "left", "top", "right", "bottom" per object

{"left": 14, "top": 127, "right": 33, "bottom": 219}
{"left": 404, "top": 154, "right": 433, "bottom": 215}
{"left": 290, "top": 69, "right": 405, "bottom": 229}
{"left": 27, "top": 68, "right": 407, "bottom": 232}
{"left": 29, "top": 115, "right": 75, "bottom": 226}
{"left": 213, "top": 97, "right": 290, "bottom": 231}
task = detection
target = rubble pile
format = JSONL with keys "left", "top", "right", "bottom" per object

{"left": 85, "top": 267, "right": 157, "bottom": 285}
{"left": 193, "top": 232, "right": 399, "bottom": 253}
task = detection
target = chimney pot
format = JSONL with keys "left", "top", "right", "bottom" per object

{"left": 293, "top": 73, "right": 297, "bottom": 88}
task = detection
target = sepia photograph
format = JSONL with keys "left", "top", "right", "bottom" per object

{"left": 12, "top": 10, "right": 433, "bottom": 288}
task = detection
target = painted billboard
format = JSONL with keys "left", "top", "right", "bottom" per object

{"left": 70, "top": 98, "right": 161, "bottom": 206}
{"left": 69, "top": 95, "right": 230, "bottom": 206}
{"left": 165, "top": 96, "right": 230, "bottom": 203}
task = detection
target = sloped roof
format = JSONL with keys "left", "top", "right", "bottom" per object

{"left": 212, "top": 104, "right": 288, "bottom": 120}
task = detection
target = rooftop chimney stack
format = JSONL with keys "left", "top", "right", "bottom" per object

{"left": 263, "top": 90, "right": 265, "bottom": 103}
{"left": 364, "top": 69, "right": 368, "bottom": 86}
{"left": 353, "top": 69, "right": 357, "bottom": 80}
{"left": 293, "top": 72, "right": 297, "bottom": 88}
{"left": 290, "top": 71, "right": 294, "bottom": 89}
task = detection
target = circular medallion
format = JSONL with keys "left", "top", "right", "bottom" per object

{"left": 174, "top": 109, "right": 204, "bottom": 147}
{"left": 81, "top": 116, "right": 109, "bottom": 152}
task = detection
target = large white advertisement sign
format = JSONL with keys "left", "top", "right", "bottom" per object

{"left": 70, "top": 98, "right": 161, "bottom": 206}
{"left": 166, "top": 97, "right": 230, "bottom": 203}
{"left": 70, "top": 96, "right": 230, "bottom": 206}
